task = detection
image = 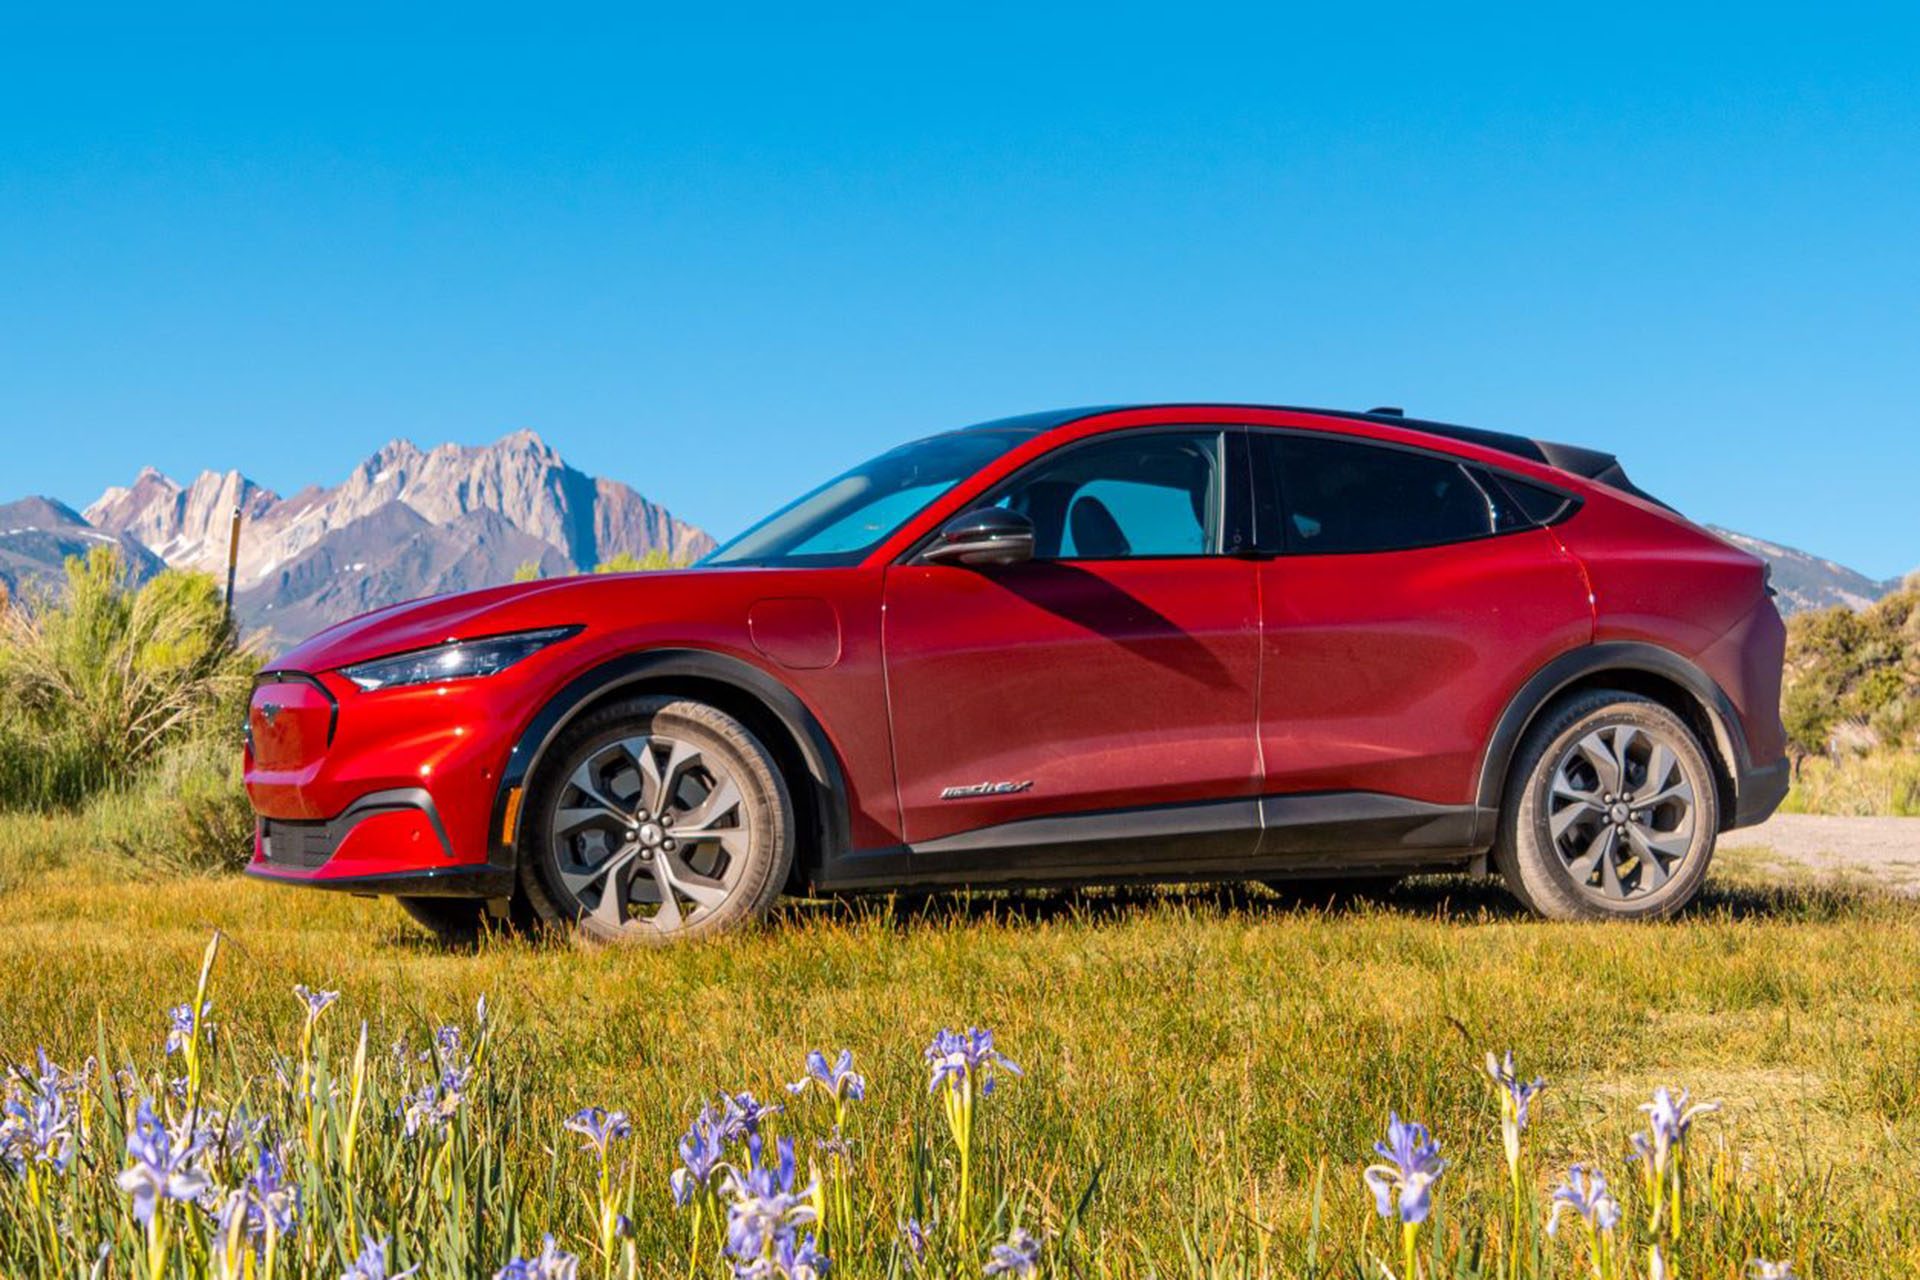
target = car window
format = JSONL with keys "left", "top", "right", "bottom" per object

{"left": 991, "top": 431, "right": 1222, "bottom": 559}
{"left": 1264, "top": 433, "right": 1522, "bottom": 554}
{"left": 784, "top": 482, "right": 953, "bottom": 556}
{"left": 704, "top": 427, "right": 1039, "bottom": 567}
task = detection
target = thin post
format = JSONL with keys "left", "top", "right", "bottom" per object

{"left": 223, "top": 505, "right": 242, "bottom": 623}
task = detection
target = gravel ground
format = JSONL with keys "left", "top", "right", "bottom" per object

{"left": 1724, "top": 813, "right": 1920, "bottom": 892}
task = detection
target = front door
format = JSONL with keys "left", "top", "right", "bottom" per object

{"left": 882, "top": 428, "right": 1262, "bottom": 871}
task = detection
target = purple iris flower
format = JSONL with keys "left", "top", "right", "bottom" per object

{"left": 1485, "top": 1051, "right": 1545, "bottom": 1129}
{"left": 238, "top": 1146, "right": 301, "bottom": 1243}
{"left": 724, "top": 1135, "right": 819, "bottom": 1261}
{"left": 1547, "top": 1165, "right": 1621, "bottom": 1237}
{"left": 924, "top": 1029, "right": 1022, "bottom": 1098}
{"left": 493, "top": 1234, "right": 579, "bottom": 1280}
{"left": 164, "top": 1003, "right": 210, "bottom": 1056}
{"left": 293, "top": 985, "right": 340, "bottom": 1022}
{"left": 900, "top": 1218, "right": 930, "bottom": 1266}
{"left": 720, "top": 1091, "right": 784, "bottom": 1141}
{"left": 1633, "top": 1087, "right": 1720, "bottom": 1177}
{"left": 984, "top": 1227, "right": 1042, "bottom": 1278}
{"left": 1362, "top": 1112, "right": 1446, "bottom": 1225}
{"left": 564, "top": 1106, "right": 632, "bottom": 1156}
{"left": 402, "top": 1065, "right": 470, "bottom": 1139}
{"left": 216, "top": 1104, "right": 269, "bottom": 1160}
{"left": 343, "top": 1235, "right": 421, "bottom": 1280}
{"left": 33, "top": 1048, "right": 87, "bottom": 1098}
{"left": 735, "top": 1230, "right": 829, "bottom": 1280}
{"left": 0, "top": 1089, "right": 74, "bottom": 1174}
{"left": 671, "top": 1105, "right": 731, "bottom": 1207}
{"left": 116, "top": 1098, "right": 213, "bottom": 1225}
{"left": 788, "top": 1050, "right": 866, "bottom": 1105}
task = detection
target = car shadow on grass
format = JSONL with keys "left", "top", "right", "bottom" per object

{"left": 376, "top": 871, "right": 1900, "bottom": 952}
{"left": 780, "top": 870, "right": 1894, "bottom": 932}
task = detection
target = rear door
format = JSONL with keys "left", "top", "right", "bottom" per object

{"left": 1251, "top": 429, "right": 1591, "bottom": 847}
{"left": 882, "top": 427, "right": 1263, "bottom": 868}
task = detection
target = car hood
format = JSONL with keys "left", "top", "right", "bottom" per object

{"left": 267, "top": 570, "right": 703, "bottom": 673}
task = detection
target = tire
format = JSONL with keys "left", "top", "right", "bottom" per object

{"left": 517, "top": 696, "right": 794, "bottom": 943}
{"left": 396, "top": 896, "right": 490, "bottom": 945}
{"left": 1493, "top": 690, "right": 1720, "bottom": 921}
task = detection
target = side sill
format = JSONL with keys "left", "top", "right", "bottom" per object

{"left": 812, "top": 793, "right": 1491, "bottom": 892}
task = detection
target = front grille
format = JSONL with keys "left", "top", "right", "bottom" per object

{"left": 259, "top": 819, "right": 335, "bottom": 870}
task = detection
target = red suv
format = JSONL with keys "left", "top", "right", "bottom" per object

{"left": 244, "top": 405, "right": 1789, "bottom": 940}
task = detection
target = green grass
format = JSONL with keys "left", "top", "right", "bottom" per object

{"left": 2, "top": 853, "right": 1918, "bottom": 1277}
{"left": 1782, "top": 750, "right": 1920, "bottom": 816}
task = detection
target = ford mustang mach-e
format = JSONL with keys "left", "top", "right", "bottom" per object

{"left": 243, "top": 405, "right": 1789, "bottom": 940}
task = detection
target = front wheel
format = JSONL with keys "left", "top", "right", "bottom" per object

{"left": 518, "top": 696, "right": 795, "bottom": 943}
{"left": 1494, "top": 691, "right": 1720, "bottom": 921}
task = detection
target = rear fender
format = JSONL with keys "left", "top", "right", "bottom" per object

{"left": 1474, "top": 642, "right": 1752, "bottom": 833}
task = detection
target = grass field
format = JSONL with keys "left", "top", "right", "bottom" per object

{"left": 1779, "top": 751, "right": 1920, "bottom": 817}
{"left": 2, "top": 848, "right": 1918, "bottom": 1278}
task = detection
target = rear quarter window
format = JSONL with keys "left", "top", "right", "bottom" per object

{"left": 1264, "top": 433, "right": 1525, "bottom": 554}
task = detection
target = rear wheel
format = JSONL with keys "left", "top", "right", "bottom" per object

{"left": 1494, "top": 691, "right": 1719, "bottom": 920}
{"left": 518, "top": 696, "right": 794, "bottom": 943}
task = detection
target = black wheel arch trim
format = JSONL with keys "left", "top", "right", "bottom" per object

{"left": 1475, "top": 641, "right": 1762, "bottom": 835}
{"left": 486, "top": 648, "right": 853, "bottom": 878}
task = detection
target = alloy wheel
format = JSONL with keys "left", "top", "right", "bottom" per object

{"left": 546, "top": 733, "right": 751, "bottom": 934}
{"left": 1545, "top": 722, "right": 1699, "bottom": 903}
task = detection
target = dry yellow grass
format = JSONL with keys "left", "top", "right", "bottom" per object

{"left": 0, "top": 852, "right": 1916, "bottom": 1275}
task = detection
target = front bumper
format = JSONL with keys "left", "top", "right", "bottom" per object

{"left": 244, "top": 668, "right": 531, "bottom": 895}
{"left": 247, "top": 860, "right": 515, "bottom": 898}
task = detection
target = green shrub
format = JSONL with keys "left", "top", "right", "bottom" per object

{"left": 1781, "top": 584, "right": 1919, "bottom": 759}
{"left": 593, "top": 548, "right": 683, "bottom": 573}
{"left": 1781, "top": 749, "right": 1920, "bottom": 817}
{"left": 97, "top": 733, "right": 254, "bottom": 875}
{"left": 0, "top": 547, "right": 258, "bottom": 811}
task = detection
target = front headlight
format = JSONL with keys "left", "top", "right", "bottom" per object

{"left": 339, "top": 626, "right": 582, "bottom": 692}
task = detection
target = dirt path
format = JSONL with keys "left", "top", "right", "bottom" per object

{"left": 1724, "top": 813, "right": 1920, "bottom": 892}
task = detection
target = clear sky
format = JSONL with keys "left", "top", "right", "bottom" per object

{"left": 2, "top": 4, "right": 1915, "bottom": 577}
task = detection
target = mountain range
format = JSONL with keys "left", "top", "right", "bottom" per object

{"left": 0, "top": 433, "right": 1906, "bottom": 645}
{"left": 1, "top": 430, "right": 712, "bottom": 644}
{"left": 1704, "top": 528, "right": 1905, "bottom": 615}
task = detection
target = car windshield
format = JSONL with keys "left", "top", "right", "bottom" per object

{"left": 702, "top": 428, "right": 1040, "bottom": 567}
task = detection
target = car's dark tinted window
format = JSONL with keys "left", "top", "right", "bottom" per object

{"left": 1264, "top": 433, "right": 1521, "bottom": 554}
{"left": 991, "top": 431, "right": 1223, "bottom": 559}
{"left": 1492, "top": 474, "right": 1577, "bottom": 526}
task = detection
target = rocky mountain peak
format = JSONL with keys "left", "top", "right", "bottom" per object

{"left": 71, "top": 430, "right": 712, "bottom": 643}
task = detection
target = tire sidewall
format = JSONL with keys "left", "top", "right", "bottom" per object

{"left": 1504, "top": 694, "right": 1720, "bottom": 921}
{"left": 518, "top": 696, "right": 793, "bottom": 944}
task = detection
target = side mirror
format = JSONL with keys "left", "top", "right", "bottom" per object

{"left": 922, "top": 508, "right": 1035, "bottom": 567}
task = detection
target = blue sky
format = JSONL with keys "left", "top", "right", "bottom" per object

{"left": 2, "top": 5, "right": 1916, "bottom": 577}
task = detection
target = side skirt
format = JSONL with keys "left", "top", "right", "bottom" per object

{"left": 813, "top": 792, "right": 1492, "bottom": 892}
